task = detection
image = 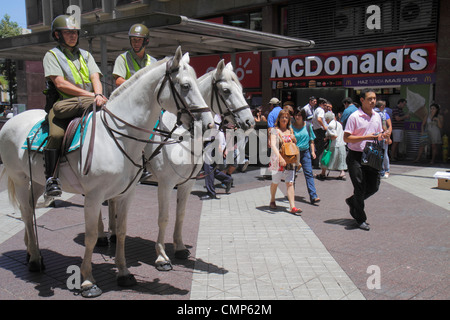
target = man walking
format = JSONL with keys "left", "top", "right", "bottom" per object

{"left": 344, "top": 89, "right": 387, "bottom": 231}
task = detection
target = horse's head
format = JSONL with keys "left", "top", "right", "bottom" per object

{"left": 160, "top": 47, "right": 214, "bottom": 132}
{"left": 210, "top": 60, "right": 255, "bottom": 132}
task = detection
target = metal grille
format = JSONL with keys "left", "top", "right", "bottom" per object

{"left": 286, "top": 0, "right": 439, "bottom": 54}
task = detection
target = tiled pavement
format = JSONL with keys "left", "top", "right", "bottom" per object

{"left": 0, "top": 162, "right": 449, "bottom": 300}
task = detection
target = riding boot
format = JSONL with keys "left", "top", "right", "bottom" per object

{"left": 43, "top": 149, "right": 62, "bottom": 197}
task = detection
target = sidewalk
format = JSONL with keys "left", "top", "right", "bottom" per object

{"left": 0, "top": 162, "right": 448, "bottom": 300}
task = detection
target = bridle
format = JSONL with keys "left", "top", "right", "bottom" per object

{"left": 211, "top": 78, "right": 251, "bottom": 131}
{"left": 157, "top": 60, "right": 211, "bottom": 132}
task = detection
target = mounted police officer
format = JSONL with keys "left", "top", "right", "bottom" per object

{"left": 113, "top": 24, "right": 157, "bottom": 181}
{"left": 112, "top": 23, "right": 157, "bottom": 86}
{"left": 42, "top": 14, "right": 107, "bottom": 197}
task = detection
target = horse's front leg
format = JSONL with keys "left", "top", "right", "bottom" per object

{"left": 173, "top": 182, "right": 193, "bottom": 260}
{"left": 155, "top": 183, "right": 172, "bottom": 271}
{"left": 112, "top": 192, "right": 137, "bottom": 287}
{"left": 80, "top": 197, "right": 103, "bottom": 298}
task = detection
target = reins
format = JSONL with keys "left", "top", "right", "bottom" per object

{"left": 211, "top": 79, "right": 250, "bottom": 131}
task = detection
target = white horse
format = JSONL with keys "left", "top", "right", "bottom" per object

{"left": 108, "top": 60, "right": 255, "bottom": 271}
{"left": 0, "top": 47, "right": 213, "bottom": 298}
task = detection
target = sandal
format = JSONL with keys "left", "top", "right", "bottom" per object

{"left": 315, "top": 174, "right": 326, "bottom": 180}
{"left": 269, "top": 201, "right": 277, "bottom": 209}
{"left": 337, "top": 175, "right": 346, "bottom": 180}
{"left": 290, "top": 207, "right": 302, "bottom": 215}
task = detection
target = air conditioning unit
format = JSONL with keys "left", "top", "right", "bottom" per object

{"left": 398, "top": 0, "right": 433, "bottom": 31}
{"left": 334, "top": 7, "right": 363, "bottom": 38}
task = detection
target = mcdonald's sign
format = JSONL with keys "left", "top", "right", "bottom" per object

{"left": 270, "top": 43, "right": 437, "bottom": 81}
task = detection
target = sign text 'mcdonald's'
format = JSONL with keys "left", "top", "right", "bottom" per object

{"left": 270, "top": 43, "right": 436, "bottom": 80}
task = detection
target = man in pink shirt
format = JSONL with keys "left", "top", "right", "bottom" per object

{"left": 344, "top": 89, "right": 388, "bottom": 231}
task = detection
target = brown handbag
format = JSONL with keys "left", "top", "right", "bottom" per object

{"left": 280, "top": 129, "right": 299, "bottom": 164}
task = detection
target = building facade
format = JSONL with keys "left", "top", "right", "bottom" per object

{"left": 20, "top": 0, "right": 449, "bottom": 159}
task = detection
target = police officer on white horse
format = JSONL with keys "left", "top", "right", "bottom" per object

{"left": 112, "top": 23, "right": 157, "bottom": 86}
{"left": 113, "top": 23, "right": 157, "bottom": 180}
{"left": 42, "top": 14, "right": 107, "bottom": 197}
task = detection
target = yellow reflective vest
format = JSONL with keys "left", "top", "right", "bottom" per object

{"left": 49, "top": 47, "right": 93, "bottom": 99}
{"left": 121, "top": 51, "right": 156, "bottom": 79}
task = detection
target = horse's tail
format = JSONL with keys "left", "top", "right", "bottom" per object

{"left": 6, "top": 174, "right": 19, "bottom": 210}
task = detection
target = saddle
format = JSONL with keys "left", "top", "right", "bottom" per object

{"left": 22, "top": 112, "right": 93, "bottom": 156}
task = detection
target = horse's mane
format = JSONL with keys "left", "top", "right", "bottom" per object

{"left": 109, "top": 57, "right": 170, "bottom": 101}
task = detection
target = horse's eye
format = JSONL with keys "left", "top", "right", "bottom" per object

{"left": 222, "top": 88, "right": 231, "bottom": 95}
{"left": 181, "top": 83, "right": 191, "bottom": 91}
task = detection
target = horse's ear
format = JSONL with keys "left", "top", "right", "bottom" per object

{"left": 225, "top": 61, "right": 234, "bottom": 71}
{"left": 182, "top": 52, "right": 190, "bottom": 64}
{"left": 215, "top": 59, "right": 225, "bottom": 79}
{"left": 171, "top": 46, "right": 183, "bottom": 71}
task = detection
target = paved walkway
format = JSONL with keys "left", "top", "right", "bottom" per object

{"left": 0, "top": 162, "right": 448, "bottom": 300}
{"left": 190, "top": 186, "right": 364, "bottom": 300}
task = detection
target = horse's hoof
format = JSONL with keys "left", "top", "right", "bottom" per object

{"left": 156, "top": 261, "right": 173, "bottom": 271}
{"left": 117, "top": 274, "right": 137, "bottom": 287}
{"left": 28, "top": 256, "right": 45, "bottom": 272}
{"left": 109, "top": 234, "right": 117, "bottom": 244}
{"left": 95, "top": 236, "right": 109, "bottom": 247}
{"left": 80, "top": 284, "right": 102, "bottom": 298}
{"left": 174, "top": 249, "right": 190, "bottom": 260}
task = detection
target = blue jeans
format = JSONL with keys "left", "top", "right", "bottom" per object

{"left": 299, "top": 149, "right": 318, "bottom": 202}
{"left": 379, "top": 140, "right": 390, "bottom": 177}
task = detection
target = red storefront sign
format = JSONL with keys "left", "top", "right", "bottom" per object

{"left": 190, "top": 52, "right": 261, "bottom": 88}
{"left": 270, "top": 43, "right": 436, "bottom": 80}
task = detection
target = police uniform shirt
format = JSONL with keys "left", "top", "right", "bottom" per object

{"left": 112, "top": 50, "right": 155, "bottom": 80}
{"left": 43, "top": 45, "right": 102, "bottom": 80}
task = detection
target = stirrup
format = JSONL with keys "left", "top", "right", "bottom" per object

{"left": 45, "top": 177, "right": 62, "bottom": 197}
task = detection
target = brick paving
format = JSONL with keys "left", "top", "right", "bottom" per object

{"left": 0, "top": 162, "right": 448, "bottom": 300}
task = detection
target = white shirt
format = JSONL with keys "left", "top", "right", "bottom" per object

{"left": 312, "top": 107, "right": 325, "bottom": 130}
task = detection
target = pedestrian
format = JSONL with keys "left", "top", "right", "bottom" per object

{"left": 268, "top": 109, "right": 302, "bottom": 215}
{"left": 413, "top": 103, "right": 444, "bottom": 164}
{"left": 311, "top": 98, "right": 328, "bottom": 168}
{"left": 339, "top": 97, "right": 358, "bottom": 129}
{"left": 201, "top": 114, "right": 233, "bottom": 200}
{"left": 42, "top": 15, "right": 107, "bottom": 197}
{"left": 291, "top": 107, "right": 320, "bottom": 204}
{"left": 267, "top": 97, "right": 282, "bottom": 128}
{"left": 302, "top": 96, "right": 317, "bottom": 123}
{"left": 375, "top": 100, "right": 392, "bottom": 178}
{"left": 391, "top": 98, "right": 410, "bottom": 161}
{"left": 344, "top": 88, "right": 387, "bottom": 231}
{"left": 317, "top": 111, "right": 347, "bottom": 180}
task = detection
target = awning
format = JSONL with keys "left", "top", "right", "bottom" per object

{"left": 0, "top": 12, "right": 314, "bottom": 62}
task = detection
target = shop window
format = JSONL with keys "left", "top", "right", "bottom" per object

{"left": 226, "top": 11, "right": 262, "bottom": 31}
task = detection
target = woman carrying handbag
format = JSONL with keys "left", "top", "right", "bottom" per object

{"left": 268, "top": 109, "right": 302, "bottom": 215}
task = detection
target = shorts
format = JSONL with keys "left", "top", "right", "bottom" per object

{"left": 392, "top": 129, "right": 404, "bottom": 143}
{"left": 271, "top": 169, "right": 295, "bottom": 184}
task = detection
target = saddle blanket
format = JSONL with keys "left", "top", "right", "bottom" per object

{"left": 22, "top": 113, "right": 93, "bottom": 153}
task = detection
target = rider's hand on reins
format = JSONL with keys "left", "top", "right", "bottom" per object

{"left": 94, "top": 93, "right": 108, "bottom": 107}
